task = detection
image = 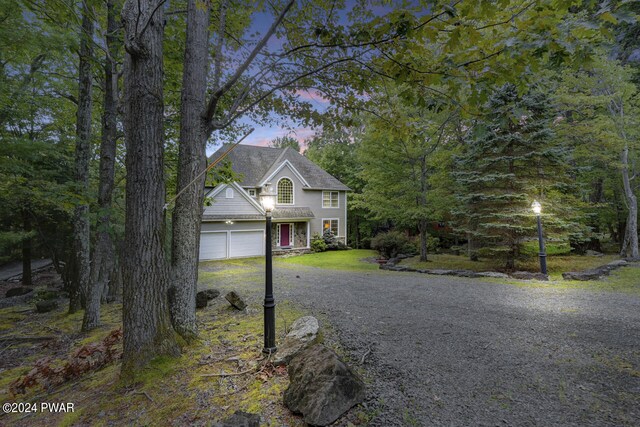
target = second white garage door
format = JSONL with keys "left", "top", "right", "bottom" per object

{"left": 229, "top": 230, "right": 264, "bottom": 258}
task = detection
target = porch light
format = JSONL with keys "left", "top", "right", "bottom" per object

{"left": 260, "top": 184, "right": 276, "bottom": 214}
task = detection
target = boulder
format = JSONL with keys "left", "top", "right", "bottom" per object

{"left": 36, "top": 300, "right": 58, "bottom": 313}
{"left": 284, "top": 344, "right": 365, "bottom": 426}
{"left": 225, "top": 291, "right": 247, "bottom": 310}
{"left": 216, "top": 410, "right": 260, "bottom": 427}
{"left": 196, "top": 293, "right": 208, "bottom": 309}
{"left": 386, "top": 257, "right": 399, "bottom": 266}
{"left": 196, "top": 289, "right": 220, "bottom": 309}
{"left": 607, "top": 260, "right": 628, "bottom": 267}
{"left": 274, "top": 316, "right": 319, "bottom": 366}
{"left": 5, "top": 287, "right": 33, "bottom": 298}
{"left": 200, "top": 288, "right": 221, "bottom": 300}
{"left": 36, "top": 290, "right": 59, "bottom": 300}
{"left": 510, "top": 271, "right": 549, "bottom": 281}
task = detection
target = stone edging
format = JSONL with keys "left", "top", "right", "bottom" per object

{"left": 562, "top": 260, "right": 629, "bottom": 281}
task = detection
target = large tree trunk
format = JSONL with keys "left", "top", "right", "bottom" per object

{"left": 168, "top": 0, "right": 211, "bottom": 341}
{"left": 418, "top": 220, "right": 428, "bottom": 262}
{"left": 22, "top": 209, "right": 32, "bottom": 287}
{"left": 121, "top": 0, "right": 179, "bottom": 378}
{"left": 83, "top": 0, "right": 119, "bottom": 331}
{"left": 69, "top": 2, "right": 94, "bottom": 314}
{"left": 620, "top": 144, "right": 639, "bottom": 259}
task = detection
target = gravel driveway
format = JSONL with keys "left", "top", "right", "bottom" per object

{"left": 203, "top": 262, "right": 640, "bottom": 426}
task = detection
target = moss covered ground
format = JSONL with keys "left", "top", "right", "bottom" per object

{"left": 0, "top": 293, "right": 308, "bottom": 426}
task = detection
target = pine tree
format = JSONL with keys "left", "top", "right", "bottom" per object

{"left": 453, "top": 83, "right": 574, "bottom": 269}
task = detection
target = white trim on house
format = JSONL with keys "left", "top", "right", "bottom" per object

{"left": 207, "top": 182, "right": 265, "bottom": 215}
{"left": 276, "top": 176, "right": 295, "bottom": 206}
{"left": 225, "top": 187, "right": 234, "bottom": 198}
{"left": 344, "top": 194, "right": 348, "bottom": 245}
{"left": 322, "top": 190, "right": 339, "bottom": 208}
{"left": 306, "top": 221, "right": 310, "bottom": 248}
{"left": 259, "top": 160, "right": 310, "bottom": 188}
{"left": 322, "top": 218, "right": 339, "bottom": 236}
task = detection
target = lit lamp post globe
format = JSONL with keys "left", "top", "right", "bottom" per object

{"left": 260, "top": 184, "right": 277, "bottom": 354}
{"left": 531, "top": 200, "right": 547, "bottom": 275}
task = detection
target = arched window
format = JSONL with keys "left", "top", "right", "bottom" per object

{"left": 277, "top": 178, "right": 293, "bottom": 204}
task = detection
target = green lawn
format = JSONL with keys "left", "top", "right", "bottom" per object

{"left": 276, "top": 249, "right": 379, "bottom": 272}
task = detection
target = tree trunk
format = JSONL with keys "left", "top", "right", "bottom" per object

{"left": 69, "top": 1, "right": 93, "bottom": 314}
{"left": 83, "top": 0, "right": 119, "bottom": 331}
{"left": 620, "top": 144, "right": 639, "bottom": 259}
{"left": 22, "top": 209, "right": 32, "bottom": 287}
{"left": 121, "top": 0, "right": 179, "bottom": 378}
{"left": 418, "top": 220, "right": 428, "bottom": 262}
{"left": 168, "top": 0, "right": 211, "bottom": 341}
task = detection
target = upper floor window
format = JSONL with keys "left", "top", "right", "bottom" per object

{"left": 277, "top": 178, "right": 293, "bottom": 204}
{"left": 247, "top": 188, "right": 256, "bottom": 197}
{"left": 322, "top": 191, "right": 339, "bottom": 208}
{"left": 225, "top": 188, "right": 234, "bottom": 198}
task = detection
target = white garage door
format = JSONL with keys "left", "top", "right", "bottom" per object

{"left": 229, "top": 231, "right": 264, "bottom": 258}
{"left": 199, "top": 232, "right": 227, "bottom": 260}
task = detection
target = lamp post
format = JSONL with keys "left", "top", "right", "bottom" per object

{"left": 259, "top": 184, "right": 277, "bottom": 355}
{"left": 531, "top": 200, "right": 547, "bottom": 275}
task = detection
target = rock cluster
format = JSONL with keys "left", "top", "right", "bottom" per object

{"left": 196, "top": 288, "right": 220, "bottom": 309}
{"left": 562, "top": 260, "right": 628, "bottom": 281}
{"left": 224, "top": 291, "right": 247, "bottom": 310}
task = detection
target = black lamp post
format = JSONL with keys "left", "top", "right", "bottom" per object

{"left": 260, "top": 184, "right": 277, "bottom": 354}
{"left": 532, "top": 200, "right": 547, "bottom": 275}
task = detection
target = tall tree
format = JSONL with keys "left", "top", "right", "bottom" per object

{"left": 453, "top": 83, "right": 573, "bottom": 269}
{"left": 83, "top": 0, "right": 122, "bottom": 330}
{"left": 121, "top": 0, "right": 179, "bottom": 377}
{"left": 69, "top": 0, "right": 94, "bottom": 314}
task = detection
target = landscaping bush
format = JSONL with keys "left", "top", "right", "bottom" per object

{"left": 311, "top": 233, "right": 327, "bottom": 252}
{"left": 322, "top": 229, "right": 348, "bottom": 251}
{"left": 371, "top": 231, "right": 413, "bottom": 259}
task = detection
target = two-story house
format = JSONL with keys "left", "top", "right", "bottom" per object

{"left": 199, "top": 144, "right": 350, "bottom": 260}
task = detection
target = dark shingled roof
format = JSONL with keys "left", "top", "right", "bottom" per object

{"left": 272, "top": 207, "right": 314, "bottom": 219}
{"left": 208, "top": 145, "right": 350, "bottom": 191}
{"left": 202, "top": 214, "right": 264, "bottom": 221}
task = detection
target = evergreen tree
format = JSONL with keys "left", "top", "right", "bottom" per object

{"left": 453, "top": 83, "right": 575, "bottom": 269}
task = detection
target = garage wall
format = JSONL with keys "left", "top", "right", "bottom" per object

{"left": 201, "top": 221, "right": 265, "bottom": 232}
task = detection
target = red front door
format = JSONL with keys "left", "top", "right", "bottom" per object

{"left": 280, "top": 224, "right": 290, "bottom": 246}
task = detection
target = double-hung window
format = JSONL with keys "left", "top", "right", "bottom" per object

{"left": 322, "top": 219, "right": 339, "bottom": 236}
{"left": 322, "top": 191, "right": 339, "bottom": 208}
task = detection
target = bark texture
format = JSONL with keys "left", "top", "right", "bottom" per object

{"left": 168, "top": 0, "right": 211, "bottom": 341}
{"left": 69, "top": 2, "right": 93, "bottom": 314}
{"left": 83, "top": 0, "right": 119, "bottom": 331}
{"left": 121, "top": 0, "right": 179, "bottom": 377}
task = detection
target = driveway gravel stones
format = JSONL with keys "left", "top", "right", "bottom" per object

{"left": 204, "top": 262, "right": 640, "bottom": 426}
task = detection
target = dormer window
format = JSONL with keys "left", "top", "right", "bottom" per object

{"left": 247, "top": 188, "right": 256, "bottom": 197}
{"left": 277, "top": 178, "right": 293, "bottom": 204}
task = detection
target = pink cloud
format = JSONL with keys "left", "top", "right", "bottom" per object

{"left": 294, "top": 89, "right": 331, "bottom": 104}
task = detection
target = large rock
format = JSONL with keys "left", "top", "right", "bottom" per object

{"left": 35, "top": 300, "right": 58, "bottom": 313}
{"left": 274, "top": 316, "right": 319, "bottom": 366}
{"left": 284, "top": 344, "right": 365, "bottom": 426}
{"left": 196, "top": 289, "right": 220, "bottom": 309}
{"left": 216, "top": 410, "right": 260, "bottom": 427}
{"left": 5, "top": 287, "right": 33, "bottom": 298}
{"left": 225, "top": 291, "right": 247, "bottom": 310}
{"left": 510, "top": 271, "right": 549, "bottom": 281}
{"left": 585, "top": 250, "right": 604, "bottom": 257}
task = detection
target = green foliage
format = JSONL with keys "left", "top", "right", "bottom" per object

{"left": 453, "top": 83, "right": 584, "bottom": 268}
{"left": 371, "top": 231, "right": 415, "bottom": 259}
{"left": 310, "top": 232, "right": 327, "bottom": 252}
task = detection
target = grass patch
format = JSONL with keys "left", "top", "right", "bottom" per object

{"left": 277, "top": 249, "right": 379, "bottom": 272}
